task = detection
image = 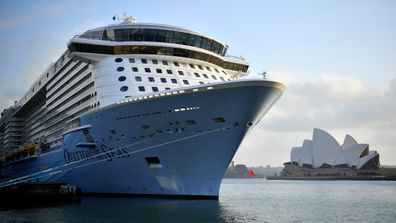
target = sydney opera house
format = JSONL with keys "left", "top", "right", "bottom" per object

{"left": 279, "top": 128, "right": 381, "bottom": 178}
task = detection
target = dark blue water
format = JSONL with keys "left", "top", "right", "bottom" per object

{"left": 1, "top": 179, "right": 395, "bottom": 223}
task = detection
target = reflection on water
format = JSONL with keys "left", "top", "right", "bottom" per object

{"left": 1, "top": 197, "right": 242, "bottom": 223}
{"left": 1, "top": 179, "right": 396, "bottom": 223}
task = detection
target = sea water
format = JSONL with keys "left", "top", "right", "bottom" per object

{"left": 1, "top": 179, "right": 395, "bottom": 223}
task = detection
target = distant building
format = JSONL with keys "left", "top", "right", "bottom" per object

{"left": 223, "top": 163, "right": 264, "bottom": 178}
{"left": 279, "top": 128, "right": 381, "bottom": 178}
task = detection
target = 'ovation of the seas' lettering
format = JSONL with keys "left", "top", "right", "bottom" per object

{"left": 64, "top": 145, "right": 129, "bottom": 163}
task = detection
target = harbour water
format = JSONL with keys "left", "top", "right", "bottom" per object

{"left": 1, "top": 179, "right": 395, "bottom": 223}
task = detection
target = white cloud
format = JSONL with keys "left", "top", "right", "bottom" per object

{"left": 233, "top": 72, "right": 396, "bottom": 166}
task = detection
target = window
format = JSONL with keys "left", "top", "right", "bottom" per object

{"left": 211, "top": 75, "right": 217, "bottom": 80}
{"left": 138, "top": 86, "right": 145, "bottom": 91}
{"left": 135, "top": 76, "right": 142, "bottom": 81}
{"left": 183, "top": 80, "right": 189, "bottom": 85}
{"left": 203, "top": 74, "right": 209, "bottom": 79}
{"left": 171, "top": 79, "right": 177, "bottom": 84}
{"left": 189, "top": 64, "right": 195, "bottom": 69}
{"left": 185, "top": 120, "right": 197, "bottom": 125}
{"left": 156, "top": 68, "right": 162, "bottom": 73}
{"left": 129, "top": 58, "right": 135, "bottom": 63}
{"left": 214, "top": 68, "right": 219, "bottom": 73}
{"left": 206, "top": 66, "right": 211, "bottom": 71}
{"left": 213, "top": 117, "right": 226, "bottom": 123}
{"left": 141, "top": 59, "right": 148, "bottom": 64}
{"left": 165, "top": 87, "right": 171, "bottom": 90}
{"left": 162, "top": 60, "right": 168, "bottom": 65}
{"left": 145, "top": 68, "right": 151, "bottom": 73}
{"left": 160, "top": 78, "right": 167, "bottom": 83}
{"left": 220, "top": 77, "right": 225, "bottom": 81}
{"left": 132, "top": 67, "right": 138, "bottom": 72}
{"left": 199, "top": 81, "right": 204, "bottom": 85}
{"left": 148, "top": 77, "right": 155, "bottom": 82}
{"left": 166, "top": 69, "right": 173, "bottom": 74}
{"left": 120, "top": 86, "right": 128, "bottom": 92}
{"left": 115, "top": 58, "right": 123, "bottom": 63}
{"left": 117, "top": 67, "right": 124, "bottom": 72}
{"left": 152, "top": 87, "right": 159, "bottom": 92}
{"left": 178, "top": 71, "right": 184, "bottom": 76}
{"left": 194, "top": 72, "right": 200, "bottom": 77}
{"left": 174, "top": 62, "right": 179, "bottom": 66}
{"left": 152, "top": 59, "right": 158, "bottom": 64}
{"left": 198, "top": 65, "right": 203, "bottom": 70}
{"left": 145, "top": 156, "right": 162, "bottom": 168}
{"left": 118, "top": 76, "right": 126, "bottom": 82}
{"left": 222, "top": 70, "right": 227, "bottom": 75}
{"left": 141, "top": 124, "right": 150, "bottom": 129}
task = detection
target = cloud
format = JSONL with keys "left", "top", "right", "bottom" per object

{"left": 234, "top": 72, "right": 396, "bottom": 166}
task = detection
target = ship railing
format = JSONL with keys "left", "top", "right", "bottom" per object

{"left": 225, "top": 55, "right": 247, "bottom": 61}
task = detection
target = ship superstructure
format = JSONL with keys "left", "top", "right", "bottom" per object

{"left": 0, "top": 17, "right": 284, "bottom": 198}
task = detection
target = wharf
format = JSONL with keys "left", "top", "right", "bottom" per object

{"left": 266, "top": 176, "right": 396, "bottom": 180}
{"left": 0, "top": 182, "right": 81, "bottom": 206}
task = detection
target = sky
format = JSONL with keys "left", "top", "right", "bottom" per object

{"left": 0, "top": 0, "right": 395, "bottom": 166}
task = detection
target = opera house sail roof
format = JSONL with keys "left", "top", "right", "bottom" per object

{"left": 290, "top": 128, "right": 379, "bottom": 170}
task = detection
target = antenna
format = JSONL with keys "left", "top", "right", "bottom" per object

{"left": 112, "top": 13, "right": 136, "bottom": 24}
{"left": 112, "top": 13, "right": 119, "bottom": 21}
{"left": 260, "top": 71, "right": 267, "bottom": 79}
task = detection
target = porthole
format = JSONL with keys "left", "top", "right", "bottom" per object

{"left": 120, "top": 86, "right": 128, "bottom": 92}
{"left": 117, "top": 67, "right": 125, "bottom": 72}
{"left": 118, "top": 76, "right": 126, "bottom": 82}
{"left": 115, "top": 58, "right": 123, "bottom": 63}
{"left": 152, "top": 87, "right": 159, "bottom": 92}
{"left": 138, "top": 86, "right": 145, "bottom": 91}
{"left": 213, "top": 117, "right": 226, "bottom": 123}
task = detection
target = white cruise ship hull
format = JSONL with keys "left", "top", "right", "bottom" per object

{"left": 2, "top": 80, "right": 284, "bottom": 199}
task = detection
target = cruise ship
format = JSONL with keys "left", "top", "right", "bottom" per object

{"left": 0, "top": 16, "right": 285, "bottom": 199}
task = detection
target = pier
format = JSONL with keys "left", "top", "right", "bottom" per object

{"left": 0, "top": 182, "right": 81, "bottom": 206}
